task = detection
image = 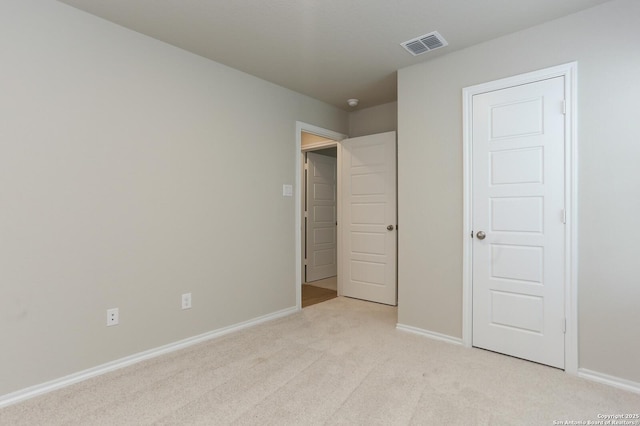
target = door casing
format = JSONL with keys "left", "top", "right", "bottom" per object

{"left": 462, "top": 62, "right": 578, "bottom": 374}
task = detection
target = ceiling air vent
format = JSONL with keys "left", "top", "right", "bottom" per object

{"left": 401, "top": 31, "right": 448, "bottom": 56}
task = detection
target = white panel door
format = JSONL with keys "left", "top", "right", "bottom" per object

{"left": 306, "top": 151, "right": 337, "bottom": 282}
{"left": 472, "top": 77, "right": 566, "bottom": 368}
{"left": 342, "top": 132, "right": 397, "bottom": 305}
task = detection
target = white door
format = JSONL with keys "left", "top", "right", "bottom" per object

{"left": 472, "top": 77, "right": 566, "bottom": 368}
{"left": 342, "top": 132, "right": 397, "bottom": 305}
{"left": 305, "top": 151, "right": 337, "bottom": 282}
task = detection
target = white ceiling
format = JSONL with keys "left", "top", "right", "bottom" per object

{"left": 58, "top": 0, "right": 610, "bottom": 110}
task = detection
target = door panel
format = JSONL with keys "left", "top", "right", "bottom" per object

{"left": 305, "top": 151, "right": 337, "bottom": 282}
{"left": 490, "top": 147, "right": 543, "bottom": 184}
{"left": 342, "top": 132, "right": 397, "bottom": 305}
{"left": 490, "top": 291, "right": 544, "bottom": 332}
{"left": 491, "top": 197, "right": 543, "bottom": 232}
{"left": 472, "top": 77, "right": 565, "bottom": 368}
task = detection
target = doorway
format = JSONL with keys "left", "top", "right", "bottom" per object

{"left": 295, "top": 123, "right": 399, "bottom": 309}
{"left": 295, "top": 123, "right": 346, "bottom": 309}
{"left": 303, "top": 146, "right": 338, "bottom": 307}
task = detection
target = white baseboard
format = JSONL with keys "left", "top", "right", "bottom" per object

{"left": 0, "top": 305, "right": 299, "bottom": 408}
{"left": 578, "top": 368, "right": 640, "bottom": 394}
{"left": 396, "top": 323, "right": 463, "bottom": 346}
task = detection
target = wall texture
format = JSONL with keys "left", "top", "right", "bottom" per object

{"left": 0, "top": 0, "right": 348, "bottom": 396}
{"left": 348, "top": 102, "right": 397, "bottom": 137}
{"left": 397, "top": 0, "right": 640, "bottom": 383}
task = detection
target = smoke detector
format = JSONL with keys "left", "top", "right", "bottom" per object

{"left": 347, "top": 98, "right": 359, "bottom": 107}
{"left": 401, "top": 31, "right": 448, "bottom": 56}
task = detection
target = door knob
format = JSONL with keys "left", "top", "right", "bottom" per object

{"left": 476, "top": 231, "right": 486, "bottom": 240}
{"left": 387, "top": 225, "right": 394, "bottom": 231}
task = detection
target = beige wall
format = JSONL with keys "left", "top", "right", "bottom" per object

{"left": 0, "top": 0, "right": 348, "bottom": 396}
{"left": 348, "top": 102, "right": 397, "bottom": 137}
{"left": 397, "top": 0, "right": 640, "bottom": 382}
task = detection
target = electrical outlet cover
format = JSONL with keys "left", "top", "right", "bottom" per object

{"left": 182, "top": 293, "right": 192, "bottom": 310}
{"left": 107, "top": 308, "right": 119, "bottom": 326}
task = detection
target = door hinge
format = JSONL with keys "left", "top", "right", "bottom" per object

{"left": 562, "top": 318, "right": 567, "bottom": 334}
{"left": 561, "top": 209, "right": 566, "bottom": 224}
{"left": 562, "top": 100, "right": 566, "bottom": 115}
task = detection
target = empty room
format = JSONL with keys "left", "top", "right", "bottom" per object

{"left": 1, "top": 0, "right": 639, "bottom": 424}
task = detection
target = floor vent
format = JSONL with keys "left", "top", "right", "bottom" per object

{"left": 401, "top": 31, "right": 448, "bottom": 56}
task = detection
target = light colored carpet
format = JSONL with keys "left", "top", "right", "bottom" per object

{"left": 305, "top": 276, "right": 337, "bottom": 291}
{"left": 1, "top": 297, "right": 638, "bottom": 425}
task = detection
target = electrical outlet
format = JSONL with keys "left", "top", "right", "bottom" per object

{"left": 182, "top": 293, "right": 192, "bottom": 310}
{"left": 106, "top": 308, "right": 119, "bottom": 326}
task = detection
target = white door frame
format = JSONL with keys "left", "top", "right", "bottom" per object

{"left": 461, "top": 62, "right": 578, "bottom": 374}
{"left": 295, "top": 122, "right": 347, "bottom": 310}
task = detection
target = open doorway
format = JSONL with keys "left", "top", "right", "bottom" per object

{"left": 295, "top": 124, "right": 399, "bottom": 309}
{"left": 296, "top": 124, "right": 346, "bottom": 309}
{"left": 303, "top": 145, "right": 338, "bottom": 307}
